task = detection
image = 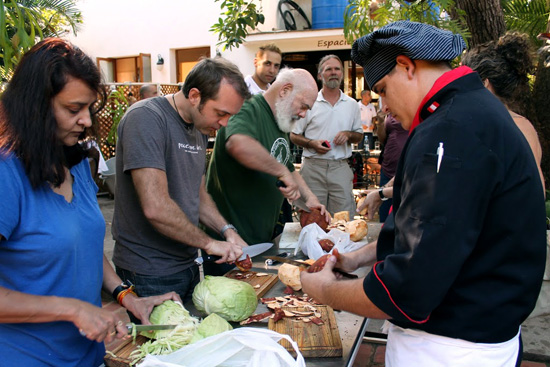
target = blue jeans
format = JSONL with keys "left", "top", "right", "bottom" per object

{"left": 379, "top": 170, "right": 393, "bottom": 222}
{"left": 115, "top": 265, "right": 200, "bottom": 323}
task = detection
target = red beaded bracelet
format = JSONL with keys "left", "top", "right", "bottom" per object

{"left": 116, "top": 285, "right": 137, "bottom": 306}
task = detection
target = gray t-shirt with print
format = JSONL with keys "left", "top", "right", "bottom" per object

{"left": 112, "top": 97, "right": 207, "bottom": 276}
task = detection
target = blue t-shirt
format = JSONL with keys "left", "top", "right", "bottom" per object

{"left": 0, "top": 153, "right": 106, "bottom": 366}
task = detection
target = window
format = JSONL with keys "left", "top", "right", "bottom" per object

{"left": 175, "top": 47, "right": 210, "bottom": 83}
{"left": 97, "top": 53, "right": 152, "bottom": 83}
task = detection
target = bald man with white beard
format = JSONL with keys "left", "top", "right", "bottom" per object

{"left": 205, "top": 68, "right": 330, "bottom": 275}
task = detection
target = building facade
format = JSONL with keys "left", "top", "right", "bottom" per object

{"left": 67, "top": 0, "right": 366, "bottom": 97}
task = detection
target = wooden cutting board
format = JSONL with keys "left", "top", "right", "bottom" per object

{"left": 224, "top": 270, "right": 278, "bottom": 298}
{"left": 104, "top": 335, "right": 147, "bottom": 367}
{"left": 268, "top": 305, "right": 342, "bottom": 358}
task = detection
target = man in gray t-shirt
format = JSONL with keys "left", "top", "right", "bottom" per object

{"left": 112, "top": 58, "right": 251, "bottom": 305}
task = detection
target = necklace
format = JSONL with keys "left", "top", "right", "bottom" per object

{"left": 171, "top": 93, "right": 193, "bottom": 130}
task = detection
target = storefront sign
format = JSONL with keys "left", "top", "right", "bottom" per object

{"left": 317, "top": 39, "right": 350, "bottom": 49}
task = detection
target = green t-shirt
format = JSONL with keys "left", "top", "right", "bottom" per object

{"left": 206, "top": 94, "right": 295, "bottom": 244}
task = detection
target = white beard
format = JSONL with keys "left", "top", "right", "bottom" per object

{"left": 275, "top": 94, "right": 299, "bottom": 133}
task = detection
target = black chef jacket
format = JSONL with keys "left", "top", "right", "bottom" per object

{"left": 364, "top": 72, "right": 547, "bottom": 343}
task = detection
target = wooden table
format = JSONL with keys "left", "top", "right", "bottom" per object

{"left": 252, "top": 222, "right": 382, "bottom": 366}
{"left": 105, "top": 222, "right": 383, "bottom": 367}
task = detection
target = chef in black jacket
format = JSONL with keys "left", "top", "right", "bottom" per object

{"left": 301, "top": 21, "right": 547, "bottom": 367}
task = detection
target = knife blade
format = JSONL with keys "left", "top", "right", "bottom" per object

{"left": 126, "top": 323, "right": 177, "bottom": 334}
{"left": 264, "top": 256, "right": 358, "bottom": 279}
{"left": 195, "top": 242, "right": 274, "bottom": 265}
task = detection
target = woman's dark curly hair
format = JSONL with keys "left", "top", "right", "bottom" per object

{"left": 462, "top": 32, "right": 534, "bottom": 115}
{"left": 0, "top": 38, "right": 106, "bottom": 188}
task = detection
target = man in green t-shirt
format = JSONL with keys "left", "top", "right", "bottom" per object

{"left": 206, "top": 68, "right": 329, "bottom": 274}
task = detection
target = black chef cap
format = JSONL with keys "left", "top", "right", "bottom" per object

{"left": 351, "top": 21, "right": 466, "bottom": 89}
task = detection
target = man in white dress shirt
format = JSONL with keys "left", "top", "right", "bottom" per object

{"left": 290, "top": 55, "right": 363, "bottom": 218}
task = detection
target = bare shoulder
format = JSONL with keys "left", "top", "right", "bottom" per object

{"left": 510, "top": 113, "right": 542, "bottom": 158}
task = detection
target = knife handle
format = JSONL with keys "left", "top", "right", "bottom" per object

{"left": 335, "top": 269, "right": 358, "bottom": 279}
{"left": 194, "top": 254, "right": 221, "bottom": 266}
{"left": 265, "top": 252, "right": 290, "bottom": 266}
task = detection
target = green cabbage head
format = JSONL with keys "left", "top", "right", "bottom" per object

{"left": 190, "top": 313, "right": 233, "bottom": 343}
{"left": 192, "top": 276, "right": 257, "bottom": 322}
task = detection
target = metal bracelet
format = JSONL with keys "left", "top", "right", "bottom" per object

{"left": 220, "top": 224, "right": 238, "bottom": 238}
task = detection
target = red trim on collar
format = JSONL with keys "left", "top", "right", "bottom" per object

{"left": 409, "top": 66, "right": 474, "bottom": 135}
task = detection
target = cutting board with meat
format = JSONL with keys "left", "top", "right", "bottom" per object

{"left": 224, "top": 270, "right": 278, "bottom": 298}
{"left": 268, "top": 304, "right": 342, "bottom": 358}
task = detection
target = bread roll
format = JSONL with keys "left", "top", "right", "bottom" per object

{"left": 278, "top": 263, "right": 303, "bottom": 291}
{"left": 277, "top": 260, "right": 315, "bottom": 291}
{"left": 346, "top": 219, "right": 368, "bottom": 241}
{"left": 333, "top": 211, "right": 349, "bottom": 222}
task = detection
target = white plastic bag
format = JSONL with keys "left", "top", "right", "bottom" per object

{"left": 137, "top": 328, "right": 305, "bottom": 367}
{"left": 295, "top": 223, "right": 366, "bottom": 260}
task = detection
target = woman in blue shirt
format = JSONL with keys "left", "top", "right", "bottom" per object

{"left": 0, "top": 38, "right": 180, "bottom": 367}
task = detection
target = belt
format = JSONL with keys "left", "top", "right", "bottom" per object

{"left": 303, "top": 156, "right": 349, "bottom": 162}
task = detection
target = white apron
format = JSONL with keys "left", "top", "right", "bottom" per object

{"left": 384, "top": 321, "right": 520, "bottom": 367}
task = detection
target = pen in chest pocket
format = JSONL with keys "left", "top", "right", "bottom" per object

{"left": 436, "top": 142, "right": 444, "bottom": 173}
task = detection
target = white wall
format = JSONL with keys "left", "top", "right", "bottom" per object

{"left": 66, "top": 0, "right": 349, "bottom": 83}
{"left": 66, "top": 0, "right": 224, "bottom": 83}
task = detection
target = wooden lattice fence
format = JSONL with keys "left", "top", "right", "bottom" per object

{"left": 94, "top": 83, "right": 180, "bottom": 159}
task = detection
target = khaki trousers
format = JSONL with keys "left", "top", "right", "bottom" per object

{"left": 300, "top": 157, "right": 356, "bottom": 218}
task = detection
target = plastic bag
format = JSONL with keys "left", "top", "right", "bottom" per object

{"left": 295, "top": 223, "right": 365, "bottom": 260}
{"left": 137, "top": 328, "right": 305, "bottom": 367}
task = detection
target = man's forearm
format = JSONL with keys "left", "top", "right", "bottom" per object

{"left": 347, "top": 131, "right": 363, "bottom": 144}
{"left": 227, "top": 134, "right": 290, "bottom": 178}
{"left": 293, "top": 171, "right": 315, "bottom": 203}
{"left": 290, "top": 132, "right": 311, "bottom": 148}
{"left": 132, "top": 168, "right": 213, "bottom": 249}
{"left": 321, "top": 279, "right": 389, "bottom": 319}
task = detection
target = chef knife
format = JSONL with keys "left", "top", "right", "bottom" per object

{"left": 195, "top": 242, "right": 273, "bottom": 265}
{"left": 126, "top": 323, "right": 178, "bottom": 334}
{"left": 263, "top": 255, "right": 358, "bottom": 279}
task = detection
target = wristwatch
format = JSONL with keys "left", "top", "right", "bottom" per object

{"left": 378, "top": 188, "right": 389, "bottom": 201}
{"left": 220, "top": 224, "right": 238, "bottom": 238}
{"left": 112, "top": 280, "right": 134, "bottom": 300}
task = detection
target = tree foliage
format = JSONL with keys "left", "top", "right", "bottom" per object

{"left": 0, "top": 0, "right": 81, "bottom": 80}
{"left": 344, "top": 0, "right": 470, "bottom": 46}
{"left": 210, "top": 0, "right": 265, "bottom": 51}
{"left": 105, "top": 87, "right": 129, "bottom": 146}
{"left": 502, "top": 0, "right": 549, "bottom": 46}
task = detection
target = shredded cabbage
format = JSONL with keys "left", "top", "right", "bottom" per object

{"left": 141, "top": 300, "right": 198, "bottom": 339}
{"left": 129, "top": 301, "right": 199, "bottom": 365}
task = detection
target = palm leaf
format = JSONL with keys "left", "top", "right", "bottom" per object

{"left": 502, "top": 0, "right": 549, "bottom": 45}
{"left": 0, "top": 0, "right": 81, "bottom": 79}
